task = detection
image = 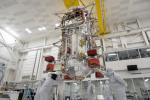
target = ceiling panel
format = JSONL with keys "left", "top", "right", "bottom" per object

{"left": 105, "top": 0, "right": 150, "bottom": 25}
{"left": 0, "top": 0, "right": 150, "bottom": 41}
{"left": 0, "top": 0, "right": 65, "bottom": 41}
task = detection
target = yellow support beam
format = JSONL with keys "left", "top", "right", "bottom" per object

{"left": 95, "top": 0, "right": 107, "bottom": 35}
{"left": 64, "top": 0, "right": 80, "bottom": 9}
{"left": 63, "top": 0, "right": 107, "bottom": 35}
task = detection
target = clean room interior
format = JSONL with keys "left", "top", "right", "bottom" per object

{"left": 0, "top": 0, "right": 150, "bottom": 100}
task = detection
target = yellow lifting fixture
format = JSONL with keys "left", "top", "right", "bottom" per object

{"left": 63, "top": 0, "right": 80, "bottom": 9}
{"left": 95, "top": 0, "right": 107, "bottom": 35}
{"left": 63, "top": 0, "right": 108, "bottom": 35}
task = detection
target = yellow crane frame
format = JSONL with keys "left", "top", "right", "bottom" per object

{"left": 63, "top": 0, "right": 107, "bottom": 35}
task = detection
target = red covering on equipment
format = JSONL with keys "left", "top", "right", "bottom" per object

{"left": 95, "top": 72, "right": 104, "bottom": 78}
{"left": 45, "top": 56, "right": 55, "bottom": 62}
{"left": 88, "top": 58, "right": 100, "bottom": 68}
{"left": 64, "top": 75, "right": 72, "bottom": 80}
{"left": 87, "top": 49, "right": 97, "bottom": 56}
{"left": 46, "top": 64, "right": 55, "bottom": 72}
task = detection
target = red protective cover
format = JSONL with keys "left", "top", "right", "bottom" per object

{"left": 64, "top": 75, "right": 72, "bottom": 80}
{"left": 46, "top": 64, "right": 55, "bottom": 72}
{"left": 45, "top": 56, "right": 55, "bottom": 62}
{"left": 88, "top": 58, "right": 100, "bottom": 68}
{"left": 87, "top": 49, "right": 97, "bottom": 56}
{"left": 95, "top": 72, "right": 104, "bottom": 78}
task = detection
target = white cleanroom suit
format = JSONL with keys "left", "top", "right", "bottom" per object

{"left": 105, "top": 69, "right": 127, "bottom": 100}
{"left": 87, "top": 82, "right": 96, "bottom": 100}
{"left": 34, "top": 74, "right": 58, "bottom": 100}
{"left": 103, "top": 81, "right": 113, "bottom": 100}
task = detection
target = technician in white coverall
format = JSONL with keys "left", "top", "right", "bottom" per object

{"left": 34, "top": 74, "right": 59, "bottom": 100}
{"left": 103, "top": 81, "right": 113, "bottom": 100}
{"left": 35, "top": 78, "right": 46, "bottom": 94}
{"left": 87, "top": 81, "right": 96, "bottom": 100}
{"left": 105, "top": 69, "right": 127, "bottom": 100}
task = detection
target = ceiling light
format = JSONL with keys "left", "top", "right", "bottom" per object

{"left": 38, "top": 27, "right": 46, "bottom": 31}
{"left": 0, "top": 29, "right": 16, "bottom": 44}
{"left": 55, "top": 23, "right": 60, "bottom": 27}
{"left": 4, "top": 27, "right": 19, "bottom": 37}
{"left": 42, "top": 27, "right": 46, "bottom": 30}
{"left": 25, "top": 28, "right": 32, "bottom": 34}
{"left": 73, "top": 83, "right": 78, "bottom": 85}
{"left": 38, "top": 27, "right": 42, "bottom": 31}
{"left": 146, "top": 49, "right": 150, "bottom": 52}
{"left": 145, "top": 79, "right": 149, "bottom": 82}
{"left": 108, "top": 53, "right": 117, "bottom": 56}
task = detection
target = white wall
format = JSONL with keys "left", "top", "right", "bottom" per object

{"left": 106, "top": 57, "right": 150, "bottom": 70}
{"left": 104, "top": 31, "right": 146, "bottom": 52}
{"left": 0, "top": 41, "right": 21, "bottom": 82}
{"left": 104, "top": 18, "right": 150, "bottom": 79}
{"left": 16, "top": 36, "right": 60, "bottom": 81}
{"left": 140, "top": 16, "right": 150, "bottom": 28}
